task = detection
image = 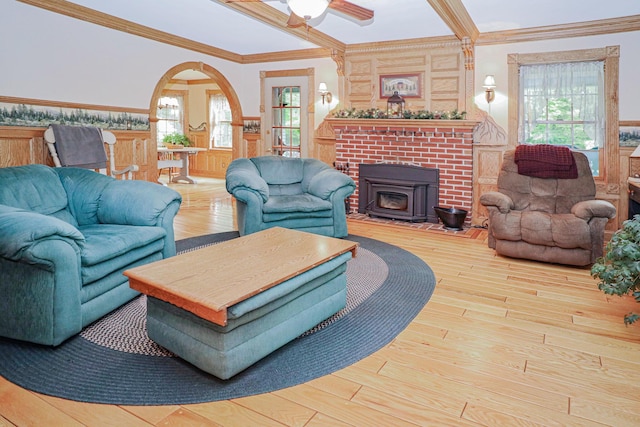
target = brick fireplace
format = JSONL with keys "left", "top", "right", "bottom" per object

{"left": 329, "top": 118, "right": 478, "bottom": 224}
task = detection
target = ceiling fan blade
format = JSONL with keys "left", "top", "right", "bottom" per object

{"left": 286, "top": 12, "right": 306, "bottom": 28}
{"left": 328, "top": 0, "right": 374, "bottom": 21}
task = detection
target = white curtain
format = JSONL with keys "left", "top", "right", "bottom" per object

{"left": 157, "top": 95, "right": 184, "bottom": 142}
{"left": 519, "top": 61, "right": 604, "bottom": 148}
{"left": 209, "top": 94, "right": 231, "bottom": 148}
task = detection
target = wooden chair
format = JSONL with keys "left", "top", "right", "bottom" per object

{"left": 44, "top": 125, "right": 139, "bottom": 180}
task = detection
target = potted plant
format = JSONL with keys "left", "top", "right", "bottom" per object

{"left": 591, "top": 215, "right": 640, "bottom": 325}
{"left": 162, "top": 132, "right": 191, "bottom": 148}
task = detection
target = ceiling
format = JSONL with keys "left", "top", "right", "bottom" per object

{"left": 28, "top": 0, "right": 640, "bottom": 58}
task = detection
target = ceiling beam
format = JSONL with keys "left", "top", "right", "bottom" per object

{"left": 426, "top": 0, "right": 479, "bottom": 42}
{"left": 214, "top": 0, "right": 346, "bottom": 55}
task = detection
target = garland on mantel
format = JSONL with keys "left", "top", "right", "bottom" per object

{"left": 332, "top": 108, "right": 467, "bottom": 120}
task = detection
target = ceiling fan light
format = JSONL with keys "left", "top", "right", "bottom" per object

{"left": 287, "top": 0, "right": 329, "bottom": 20}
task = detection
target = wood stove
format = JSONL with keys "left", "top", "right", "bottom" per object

{"left": 358, "top": 163, "right": 439, "bottom": 223}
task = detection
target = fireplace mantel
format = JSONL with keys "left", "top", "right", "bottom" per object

{"left": 327, "top": 118, "right": 479, "bottom": 130}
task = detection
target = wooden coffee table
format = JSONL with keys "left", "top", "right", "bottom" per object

{"left": 124, "top": 227, "right": 358, "bottom": 379}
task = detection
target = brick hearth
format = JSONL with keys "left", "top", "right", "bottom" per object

{"left": 329, "top": 118, "right": 478, "bottom": 223}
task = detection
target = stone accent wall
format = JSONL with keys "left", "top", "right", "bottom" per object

{"left": 329, "top": 119, "right": 478, "bottom": 223}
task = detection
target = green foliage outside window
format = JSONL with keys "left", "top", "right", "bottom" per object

{"left": 524, "top": 98, "right": 595, "bottom": 150}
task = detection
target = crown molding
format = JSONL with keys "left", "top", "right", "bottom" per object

{"left": 346, "top": 35, "right": 461, "bottom": 55}
{"left": 478, "top": 15, "right": 640, "bottom": 45}
{"left": 18, "top": 0, "right": 243, "bottom": 63}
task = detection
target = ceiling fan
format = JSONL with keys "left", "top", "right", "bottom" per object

{"left": 225, "top": 0, "right": 374, "bottom": 28}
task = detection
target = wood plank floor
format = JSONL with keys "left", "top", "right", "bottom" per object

{"left": 1, "top": 177, "right": 639, "bottom": 426}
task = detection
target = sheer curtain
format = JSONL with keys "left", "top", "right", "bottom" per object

{"left": 209, "top": 94, "right": 231, "bottom": 148}
{"left": 157, "top": 95, "right": 184, "bottom": 143}
{"left": 519, "top": 61, "right": 604, "bottom": 149}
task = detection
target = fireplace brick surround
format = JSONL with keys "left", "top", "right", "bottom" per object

{"left": 329, "top": 119, "right": 478, "bottom": 224}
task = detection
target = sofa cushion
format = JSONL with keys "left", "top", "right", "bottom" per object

{"left": 263, "top": 194, "right": 332, "bottom": 214}
{"left": 0, "top": 164, "right": 78, "bottom": 226}
{"left": 79, "top": 224, "right": 166, "bottom": 266}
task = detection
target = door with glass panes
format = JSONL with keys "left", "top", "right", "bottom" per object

{"left": 264, "top": 76, "right": 308, "bottom": 157}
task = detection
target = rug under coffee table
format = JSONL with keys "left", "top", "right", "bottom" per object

{"left": 124, "top": 227, "right": 358, "bottom": 379}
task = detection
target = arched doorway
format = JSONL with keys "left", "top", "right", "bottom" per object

{"left": 149, "top": 61, "right": 244, "bottom": 178}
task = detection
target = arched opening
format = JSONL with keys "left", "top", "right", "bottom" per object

{"left": 149, "top": 62, "right": 244, "bottom": 179}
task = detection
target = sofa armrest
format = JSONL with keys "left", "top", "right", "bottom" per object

{"left": 0, "top": 204, "right": 84, "bottom": 263}
{"left": 96, "top": 180, "right": 182, "bottom": 227}
{"left": 479, "top": 192, "right": 514, "bottom": 213}
{"left": 307, "top": 169, "right": 356, "bottom": 200}
{"left": 572, "top": 200, "right": 617, "bottom": 221}
{"left": 226, "top": 158, "right": 269, "bottom": 202}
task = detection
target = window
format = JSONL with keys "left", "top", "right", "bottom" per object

{"left": 157, "top": 93, "right": 185, "bottom": 143}
{"left": 271, "top": 86, "right": 301, "bottom": 157}
{"left": 509, "top": 46, "right": 619, "bottom": 181}
{"left": 208, "top": 92, "right": 232, "bottom": 148}
{"left": 519, "top": 61, "right": 604, "bottom": 174}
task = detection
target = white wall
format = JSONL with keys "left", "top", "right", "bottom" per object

{"left": 475, "top": 31, "right": 640, "bottom": 131}
{"left": 0, "top": 1, "right": 337, "bottom": 128}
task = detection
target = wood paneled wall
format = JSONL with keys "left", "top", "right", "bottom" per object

{"left": 343, "top": 39, "right": 466, "bottom": 113}
{"left": 187, "top": 130, "right": 232, "bottom": 179}
{"left": 0, "top": 126, "right": 155, "bottom": 182}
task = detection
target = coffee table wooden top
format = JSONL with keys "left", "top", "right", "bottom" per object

{"left": 124, "top": 227, "right": 358, "bottom": 326}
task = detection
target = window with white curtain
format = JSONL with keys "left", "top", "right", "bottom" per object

{"left": 208, "top": 93, "right": 232, "bottom": 148}
{"left": 157, "top": 94, "right": 185, "bottom": 143}
{"left": 519, "top": 61, "right": 604, "bottom": 174}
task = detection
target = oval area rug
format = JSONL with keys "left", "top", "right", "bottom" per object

{"left": 0, "top": 233, "right": 436, "bottom": 405}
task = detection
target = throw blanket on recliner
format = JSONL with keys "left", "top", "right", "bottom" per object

{"left": 514, "top": 144, "right": 578, "bottom": 179}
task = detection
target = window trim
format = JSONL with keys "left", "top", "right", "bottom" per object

{"left": 507, "top": 46, "right": 619, "bottom": 184}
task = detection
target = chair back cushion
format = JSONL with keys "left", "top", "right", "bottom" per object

{"left": 498, "top": 150, "right": 596, "bottom": 214}
{"left": 251, "top": 156, "right": 304, "bottom": 185}
{"left": 0, "top": 164, "right": 77, "bottom": 226}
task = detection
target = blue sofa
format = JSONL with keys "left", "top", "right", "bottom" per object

{"left": 225, "top": 156, "right": 355, "bottom": 238}
{"left": 0, "top": 164, "right": 182, "bottom": 346}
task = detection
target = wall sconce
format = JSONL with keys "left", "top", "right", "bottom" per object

{"left": 318, "top": 82, "right": 332, "bottom": 105}
{"left": 483, "top": 74, "right": 496, "bottom": 105}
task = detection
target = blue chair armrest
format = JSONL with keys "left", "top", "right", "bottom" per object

{"left": 226, "top": 158, "right": 269, "bottom": 202}
{"left": 0, "top": 204, "right": 84, "bottom": 263}
{"left": 307, "top": 169, "right": 356, "bottom": 200}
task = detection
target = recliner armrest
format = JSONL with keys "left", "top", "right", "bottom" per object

{"left": 307, "top": 169, "right": 355, "bottom": 200}
{"left": 226, "top": 158, "right": 269, "bottom": 202}
{"left": 479, "top": 191, "right": 514, "bottom": 213}
{"left": 572, "top": 200, "right": 617, "bottom": 221}
{"left": 0, "top": 204, "right": 84, "bottom": 263}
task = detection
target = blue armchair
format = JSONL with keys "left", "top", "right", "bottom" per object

{"left": 0, "top": 164, "right": 182, "bottom": 346}
{"left": 226, "top": 156, "right": 355, "bottom": 238}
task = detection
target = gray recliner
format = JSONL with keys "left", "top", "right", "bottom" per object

{"left": 480, "top": 148, "right": 616, "bottom": 266}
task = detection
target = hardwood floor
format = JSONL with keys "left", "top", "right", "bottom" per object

{"left": 1, "top": 177, "right": 639, "bottom": 426}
